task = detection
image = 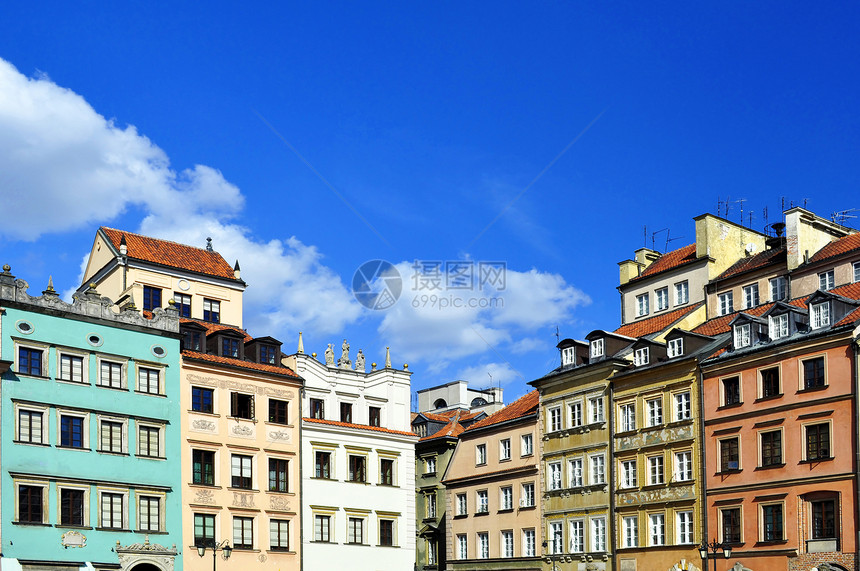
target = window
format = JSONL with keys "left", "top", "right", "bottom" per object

{"left": 568, "top": 458, "right": 583, "bottom": 487}
{"left": 648, "top": 455, "right": 664, "bottom": 485}
{"left": 675, "top": 281, "right": 689, "bottom": 305}
{"left": 270, "top": 519, "right": 290, "bottom": 550}
{"left": 425, "top": 456, "right": 437, "bottom": 474}
{"left": 819, "top": 270, "right": 835, "bottom": 291}
{"left": 591, "top": 517, "right": 606, "bottom": 552}
{"left": 203, "top": 298, "right": 220, "bottom": 323}
{"left": 591, "top": 455, "right": 606, "bottom": 484}
{"left": 193, "top": 450, "right": 215, "bottom": 485}
{"left": 720, "top": 437, "right": 740, "bottom": 471}
{"left": 99, "top": 361, "right": 124, "bottom": 388}
{"left": 18, "top": 347, "right": 43, "bottom": 376}
{"left": 655, "top": 287, "right": 669, "bottom": 311}
{"left": 718, "top": 292, "right": 734, "bottom": 316}
{"left": 760, "top": 367, "right": 780, "bottom": 398}
{"left": 677, "top": 511, "right": 694, "bottom": 544}
{"left": 456, "top": 493, "right": 467, "bottom": 515}
{"left": 60, "top": 488, "right": 85, "bottom": 526}
{"left": 722, "top": 376, "right": 740, "bottom": 406}
{"left": 18, "top": 408, "right": 43, "bottom": 444}
{"left": 548, "top": 462, "right": 562, "bottom": 491}
{"left": 634, "top": 347, "right": 650, "bottom": 366}
{"left": 734, "top": 323, "right": 751, "bottom": 348}
{"left": 568, "top": 402, "right": 582, "bottom": 427}
{"left": 806, "top": 423, "right": 831, "bottom": 460}
{"left": 457, "top": 534, "right": 468, "bottom": 559}
{"left": 18, "top": 485, "right": 44, "bottom": 523}
{"left": 548, "top": 522, "right": 563, "bottom": 554}
{"left": 760, "top": 430, "right": 782, "bottom": 467}
{"left": 348, "top": 455, "right": 366, "bottom": 482}
{"left": 523, "top": 529, "right": 536, "bottom": 557}
{"left": 478, "top": 531, "right": 489, "bottom": 558}
{"left": 142, "top": 286, "right": 162, "bottom": 311}
{"left": 498, "top": 486, "right": 513, "bottom": 511}
{"left": 621, "top": 459, "right": 637, "bottom": 488}
{"left": 500, "top": 438, "right": 511, "bottom": 460}
{"left": 667, "top": 337, "right": 684, "bottom": 358}
{"left": 368, "top": 406, "right": 381, "bottom": 427}
{"left": 674, "top": 391, "right": 691, "bottom": 420}
{"left": 269, "top": 458, "right": 289, "bottom": 492}
{"left": 139, "top": 496, "right": 160, "bottom": 532}
{"left": 138, "top": 425, "right": 161, "bottom": 457}
{"left": 348, "top": 517, "right": 364, "bottom": 544}
{"left": 59, "top": 354, "right": 84, "bottom": 382}
{"left": 138, "top": 367, "right": 160, "bottom": 394}
{"left": 770, "top": 276, "right": 787, "bottom": 301}
{"left": 268, "top": 399, "right": 288, "bottom": 425}
{"left": 522, "top": 482, "right": 535, "bottom": 507}
{"left": 309, "top": 398, "right": 324, "bottom": 419}
{"left": 477, "top": 490, "right": 489, "bottom": 513}
{"left": 769, "top": 313, "right": 789, "bottom": 340}
{"left": 182, "top": 328, "right": 202, "bottom": 352}
{"left": 476, "top": 443, "right": 487, "bottom": 465}
{"left": 340, "top": 402, "right": 353, "bottom": 423}
{"left": 675, "top": 451, "right": 693, "bottom": 481}
{"left": 619, "top": 403, "right": 636, "bottom": 432}
{"left": 812, "top": 500, "right": 836, "bottom": 539}
{"left": 636, "top": 293, "right": 649, "bottom": 316}
{"left": 173, "top": 293, "right": 191, "bottom": 317}
{"left": 812, "top": 302, "right": 831, "bottom": 329}
{"left": 521, "top": 433, "right": 534, "bottom": 456}
{"left": 855, "top": 261, "right": 860, "bottom": 283}
{"left": 427, "top": 539, "right": 437, "bottom": 564}
{"left": 58, "top": 413, "right": 84, "bottom": 448}
{"left": 649, "top": 513, "right": 665, "bottom": 546}
{"left": 259, "top": 344, "right": 278, "bottom": 364}
{"left": 315, "top": 451, "right": 331, "bottom": 479}
{"left": 230, "top": 392, "right": 254, "bottom": 419}
{"left": 589, "top": 397, "right": 605, "bottom": 423}
{"left": 314, "top": 514, "right": 331, "bottom": 542}
{"left": 646, "top": 398, "right": 662, "bottom": 426}
{"left": 379, "top": 519, "right": 394, "bottom": 547}
{"left": 100, "top": 420, "right": 123, "bottom": 453}
{"left": 497, "top": 529, "right": 513, "bottom": 557}
{"left": 101, "top": 492, "right": 124, "bottom": 529}
{"left": 561, "top": 346, "right": 575, "bottom": 366}
{"left": 569, "top": 520, "right": 584, "bottom": 552}
{"left": 623, "top": 515, "right": 638, "bottom": 547}
{"left": 762, "top": 504, "right": 783, "bottom": 541}
{"left": 743, "top": 284, "right": 759, "bottom": 309}
{"left": 234, "top": 516, "right": 254, "bottom": 549}
{"left": 548, "top": 407, "right": 562, "bottom": 432}
{"left": 803, "top": 357, "right": 826, "bottom": 389}
{"left": 195, "top": 513, "right": 216, "bottom": 547}
{"left": 380, "top": 458, "right": 394, "bottom": 485}
{"left": 590, "top": 338, "right": 604, "bottom": 358}
{"left": 231, "top": 454, "right": 253, "bottom": 489}
{"left": 222, "top": 338, "right": 240, "bottom": 358}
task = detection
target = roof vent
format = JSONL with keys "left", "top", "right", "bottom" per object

{"left": 206, "top": 237, "right": 214, "bottom": 252}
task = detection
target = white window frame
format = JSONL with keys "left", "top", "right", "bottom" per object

{"left": 675, "top": 281, "right": 689, "bottom": 305}
{"left": 136, "top": 421, "right": 164, "bottom": 458}
{"left": 655, "top": 287, "right": 669, "bottom": 311}
{"left": 98, "top": 487, "right": 128, "bottom": 530}
{"left": 97, "top": 358, "right": 126, "bottom": 389}
{"left": 636, "top": 293, "right": 649, "bottom": 316}
{"left": 137, "top": 492, "right": 165, "bottom": 532}
{"left": 667, "top": 337, "right": 683, "bottom": 358}
{"left": 590, "top": 454, "right": 606, "bottom": 485}
{"left": 521, "top": 482, "right": 535, "bottom": 507}
{"left": 501, "top": 530, "right": 514, "bottom": 558}
{"left": 648, "top": 455, "right": 664, "bottom": 485}
{"left": 623, "top": 515, "right": 638, "bottom": 548}
{"left": 621, "top": 459, "right": 637, "bottom": 488}
{"left": 548, "top": 462, "right": 562, "bottom": 491}
{"left": 136, "top": 364, "right": 163, "bottom": 395}
{"left": 619, "top": 403, "right": 636, "bottom": 432}
{"left": 674, "top": 391, "right": 691, "bottom": 421}
{"left": 476, "top": 490, "right": 489, "bottom": 514}
{"left": 500, "top": 486, "right": 513, "bottom": 511}
{"left": 548, "top": 407, "right": 562, "bottom": 432}
{"left": 561, "top": 346, "right": 575, "bottom": 366}
{"left": 476, "top": 443, "right": 487, "bottom": 465}
{"left": 674, "top": 450, "right": 693, "bottom": 481}
{"left": 634, "top": 347, "right": 650, "bottom": 366}
{"left": 769, "top": 313, "right": 789, "bottom": 339}
{"left": 646, "top": 398, "right": 662, "bottom": 426}
{"left": 734, "top": 322, "right": 751, "bottom": 348}
{"left": 456, "top": 493, "right": 467, "bottom": 516}
{"left": 15, "top": 403, "right": 47, "bottom": 445}
{"left": 522, "top": 528, "right": 536, "bottom": 557}
{"left": 521, "top": 433, "right": 533, "bottom": 456}
{"left": 854, "top": 261, "right": 860, "bottom": 283}
{"left": 568, "top": 401, "right": 583, "bottom": 427}
{"left": 591, "top": 517, "right": 606, "bottom": 552}
{"left": 649, "top": 512, "right": 665, "bottom": 546}
{"left": 819, "top": 270, "right": 835, "bottom": 291}
{"left": 590, "top": 338, "right": 605, "bottom": 358}
{"left": 478, "top": 531, "right": 489, "bottom": 559}
{"left": 677, "top": 510, "right": 694, "bottom": 544}
{"left": 568, "top": 457, "right": 583, "bottom": 488}
{"left": 812, "top": 302, "right": 831, "bottom": 329}
{"left": 569, "top": 519, "right": 585, "bottom": 553}
{"left": 770, "top": 276, "right": 787, "bottom": 301}
{"left": 499, "top": 438, "right": 511, "bottom": 461}
{"left": 718, "top": 292, "right": 734, "bottom": 316}
{"left": 57, "top": 349, "right": 87, "bottom": 383}
{"left": 97, "top": 415, "right": 128, "bottom": 454}
{"left": 743, "top": 283, "right": 759, "bottom": 309}
{"left": 457, "top": 534, "right": 468, "bottom": 560}
{"left": 548, "top": 521, "right": 563, "bottom": 554}
{"left": 588, "top": 396, "right": 605, "bottom": 423}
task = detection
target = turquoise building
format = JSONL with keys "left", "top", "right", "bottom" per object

{"left": 0, "top": 267, "right": 183, "bottom": 571}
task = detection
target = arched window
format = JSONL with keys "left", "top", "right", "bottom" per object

{"left": 433, "top": 399, "right": 447, "bottom": 409}
{"left": 471, "top": 397, "right": 488, "bottom": 407}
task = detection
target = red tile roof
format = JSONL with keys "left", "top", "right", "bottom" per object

{"left": 182, "top": 318, "right": 253, "bottom": 342}
{"left": 835, "top": 306, "right": 860, "bottom": 327}
{"left": 101, "top": 227, "right": 240, "bottom": 281}
{"left": 628, "top": 244, "right": 698, "bottom": 283}
{"left": 614, "top": 302, "right": 703, "bottom": 338}
{"left": 303, "top": 417, "right": 417, "bottom": 437}
{"left": 807, "top": 232, "right": 860, "bottom": 264}
{"left": 715, "top": 247, "right": 786, "bottom": 281}
{"left": 831, "top": 282, "right": 860, "bottom": 300}
{"left": 182, "top": 350, "right": 301, "bottom": 379}
{"left": 464, "top": 391, "right": 538, "bottom": 432}
{"left": 420, "top": 417, "right": 467, "bottom": 442}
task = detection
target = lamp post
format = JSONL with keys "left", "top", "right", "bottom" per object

{"left": 541, "top": 540, "right": 559, "bottom": 571}
{"left": 699, "top": 539, "right": 732, "bottom": 571}
{"left": 197, "top": 539, "right": 232, "bottom": 571}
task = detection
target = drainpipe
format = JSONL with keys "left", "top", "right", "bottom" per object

{"left": 853, "top": 338, "right": 859, "bottom": 563}
{"left": 697, "top": 363, "right": 709, "bottom": 550}
{"left": 299, "top": 383, "right": 305, "bottom": 571}
{"left": 609, "top": 378, "right": 617, "bottom": 571}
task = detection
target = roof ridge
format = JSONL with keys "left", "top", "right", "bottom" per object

{"left": 101, "top": 226, "right": 215, "bottom": 255}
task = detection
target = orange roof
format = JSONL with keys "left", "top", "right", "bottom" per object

{"left": 420, "top": 418, "right": 467, "bottom": 442}
{"left": 464, "top": 391, "right": 538, "bottom": 432}
{"left": 831, "top": 282, "right": 860, "bottom": 300}
{"left": 182, "top": 318, "right": 253, "bottom": 342}
{"left": 835, "top": 306, "right": 860, "bottom": 327}
{"left": 692, "top": 303, "right": 779, "bottom": 336}
{"left": 101, "top": 227, "right": 240, "bottom": 281}
{"left": 808, "top": 232, "right": 860, "bottom": 264}
{"left": 182, "top": 350, "right": 301, "bottom": 379}
{"left": 614, "top": 302, "right": 703, "bottom": 338}
{"left": 303, "top": 417, "right": 417, "bottom": 437}
{"left": 715, "top": 247, "right": 786, "bottom": 281}
{"left": 628, "top": 244, "right": 698, "bottom": 283}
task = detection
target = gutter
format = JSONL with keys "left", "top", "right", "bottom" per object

{"left": 299, "top": 386, "right": 304, "bottom": 571}
{"left": 853, "top": 337, "right": 859, "bottom": 565}
{"left": 609, "top": 380, "right": 617, "bottom": 571}
{"left": 697, "top": 364, "right": 709, "bottom": 551}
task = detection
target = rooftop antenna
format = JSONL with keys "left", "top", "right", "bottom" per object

{"left": 554, "top": 325, "right": 560, "bottom": 344}
{"left": 723, "top": 195, "right": 731, "bottom": 218}
{"left": 763, "top": 207, "right": 769, "bottom": 232}
{"left": 666, "top": 233, "right": 685, "bottom": 251}
{"left": 651, "top": 228, "right": 668, "bottom": 251}
{"left": 831, "top": 208, "right": 859, "bottom": 225}
{"left": 733, "top": 198, "right": 747, "bottom": 225}
{"left": 747, "top": 210, "right": 755, "bottom": 228}
{"left": 643, "top": 225, "right": 647, "bottom": 248}
{"left": 804, "top": 198, "right": 809, "bottom": 209}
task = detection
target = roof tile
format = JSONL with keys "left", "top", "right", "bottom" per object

{"left": 182, "top": 318, "right": 253, "bottom": 342}
{"left": 303, "top": 417, "right": 417, "bottom": 437}
{"left": 808, "top": 233, "right": 860, "bottom": 264}
{"left": 181, "top": 350, "right": 301, "bottom": 379}
{"left": 715, "top": 247, "right": 786, "bottom": 281}
{"left": 628, "top": 244, "right": 698, "bottom": 283}
{"left": 614, "top": 302, "right": 703, "bottom": 338}
{"left": 464, "top": 391, "right": 538, "bottom": 432}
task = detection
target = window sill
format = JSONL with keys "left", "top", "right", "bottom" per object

{"left": 227, "top": 487, "right": 259, "bottom": 493}
{"left": 755, "top": 394, "right": 783, "bottom": 403}
{"left": 499, "top": 457, "right": 512, "bottom": 463}
{"left": 474, "top": 511, "right": 490, "bottom": 517}
{"left": 17, "top": 373, "right": 51, "bottom": 381}
{"left": 755, "top": 539, "right": 788, "bottom": 547}
{"left": 376, "top": 483, "right": 398, "bottom": 487}
{"left": 718, "top": 402, "right": 743, "bottom": 410}
{"left": 96, "top": 385, "right": 129, "bottom": 392}
{"left": 264, "top": 422, "right": 294, "bottom": 428}
{"left": 95, "top": 527, "right": 131, "bottom": 532}
{"left": 310, "top": 476, "right": 336, "bottom": 481}
{"left": 346, "top": 480, "right": 369, "bottom": 485}
{"left": 232, "top": 547, "right": 259, "bottom": 552}
{"left": 519, "top": 504, "right": 537, "bottom": 510}
{"left": 475, "top": 462, "right": 487, "bottom": 467}
{"left": 13, "top": 440, "right": 50, "bottom": 447}
{"left": 497, "top": 508, "right": 514, "bottom": 514}
{"left": 716, "top": 469, "right": 742, "bottom": 475}
{"left": 267, "top": 549, "right": 296, "bottom": 554}
{"left": 666, "top": 418, "right": 693, "bottom": 427}
{"left": 228, "top": 416, "right": 257, "bottom": 423}
{"left": 57, "top": 445, "right": 88, "bottom": 451}
{"left": 189, "top": 483, "right": 220, "bottom": 489}
{"left": 56, "top": 378, "right": 90, "bottom": 386}
{"left": 799, "top": 385, "right": 828, "bottom": 393}
{"left": 755, "top": 463, "right": 785, "bottom": 471}
{"left": 134, "top": 390, "right": 166, "bottom": 398}
{"left": 12, "top": 521, "right": 51, "bottom": 527}
{"left": 800, "top": 456, "right": 833, "bottom": 464}
{"left": 422, "top": 472, "right": 437, "bottom": 477}
{"left": 97, "top": 450, "right": 129, "bottom": 456}
{"left": 136, "top": 529, "right": 168, "bottom": 534}
{"left": 188, "top": 410, "right": 219, "bottom": 417}
{"left": 453, "top": 514, "right": 468, "bottom": 519}
{"left": 136, "top": 455, "right": 167, "bottom": 461}
{"left": 375, "top": 544, "right": 399, "bottom": 548}
{"left": 54, "top": 524, "right": 92, "bottom": 530}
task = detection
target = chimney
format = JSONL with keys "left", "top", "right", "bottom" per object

{"left": 119, "top": 235, "right": 128, "bottom": 256}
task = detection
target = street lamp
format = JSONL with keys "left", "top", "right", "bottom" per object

{"left": 541, "top": 540, "right": 559, "bottom": 571}
{"left": 699, "top": 539, "right": 732, "bottom": 571}
{"left": 197, "top": 539, "right": 232, "bottom": 571}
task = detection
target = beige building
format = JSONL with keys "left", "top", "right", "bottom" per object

{"left": 443, "top": 391, "right": 541, "bottom": 570}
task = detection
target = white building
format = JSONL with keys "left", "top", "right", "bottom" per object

{"left": 286, "top": 339, "right": 417, "bottom": 571}
{"left": 416, "top": 379, "right": 504, "bottom": 415}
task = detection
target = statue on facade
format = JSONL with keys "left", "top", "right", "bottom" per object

{"left": 355, "top": 350, "right": 366, "bottom": 372}
{"left": 324, "top": 343, "right": 335, "bottom": 366}
{"left": 341, "top": 339, "right": 350, "bottom": 362}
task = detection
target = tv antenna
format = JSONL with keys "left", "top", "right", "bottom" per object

{"left": 831, "top": 209, "right": 859, "bottom": 225}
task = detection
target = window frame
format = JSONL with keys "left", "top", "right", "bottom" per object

{"left": 230, "top": 391, "right": 255, "bottom": 420}
{"left": 194, "top": 513, "right": 217, "bottom": 547}
{"left": 676, "top": 510, "right": 694, "bottom": 544}
{"left": 231, "top": 454, "right": 254, "bottom": 489}
{"left": 721, "top": 506, "right": 742, "bottom": 544}
{"left": 769, "top": 313, "right": 789, "bottom": 340}
{"left": 521, "top": 433, "right": 534, "bottom": 456}
{"left": 203, "top": 298, "right": 221, "bottom": 323}
{"left": 721, "top": 375, "right": 741, "bottom": 406}
{"left": 819, "top": 270, "right": 835, "bottom": 291}
{"left": 347, "top": 453, "right": 367, "bottom": 483}
{"left": 97, "top": 358, "right": 126, "bottom": 390}
{"left": 590, "top": 338, "right": 604, "bottom": 358}
{"left": 636, "top": 293, "right": 649, "bottom": 317}
{"left": 499, "top": 438, "right": 511, "bottom": 461}
{"left": 137, "top": 365, "right": 162, "bottom": 395}
{"left": 568, "top": 400, "right": 583, "bottom": 427}
{"left": 142, "top": 285, "right": 162, "bottom": 311}
{"left": 268, "top": 398, "right": 289, "bottom": 425}
{"left": 17, "top": 345, "right": 45, "bottom": 377}
{"left": 759, "top": 366, "right": 781, "bottom": 399}
{"left": 476, "top": 489, "right": 489, "bottom": 514}
{"left": 97, "top": 416, "right": 127, "bottom": 454}
{"left": 17, "top": 481, "right": 47, "bottom": 524}
{"left": 138, "top": 493, "right": 163, "bottom": 533}
{"left": 811, "top": 301, "right": 831, "bottom": 330}
{"left": 270, "top": 519, "right": 290, "bottom": 551}
{"left": 191, "top": 386, "right": 214, "bottom": 414}
{"left": 718, "top": 292, "right": 734, "bottom": 316}
{"left": 674, "top": 450, "right": 693, "bottom": 482}
{"left": 622, "top": 515, "right": 639, "bottom": 548}
{"left": 58, "top": 410, "right": 88, "bottom": 449}
{"left": 655, "top": 287, "right": 669, "bottom": 311}
{"left": 590, "top": 454, "right": 606, "bottom": 485}
{"left": 804, "top": 421, "right": 832, "bottom": 461}
{"left": 634, "top": 347, "right": 650, "bottom": 366}
{"left": 57, "top": 350, "right": 86, "bottom": 384}
{"left": 569, "top": 519, "right": 585, "bottom": 553}
{"left": 233, "top": 515, "right": 254, "bottom": 550}
{"left": 674, "top": 391, "right": 691, "bottom": 421}
{"left": 646, "top": 397, "right": 662, "bottom": 427}
{"left": 675, "top": 281, "right": 689, "bottom": 305}
{"left": 192, "top": 449, "right": 216, "bottom": 485}
{"left": 801, "top": 355, "right": 827, "bottom": 390}
{"left": 743, "top": 283, "right": 759, "bottom": 309}
{"left": 476, "top": 443, "right": 487, "bottom": 465}
{"left": 719, "top": 437, "right": 740, "bottom": 472}
{"left": 759, "top": 429, "right": 783, "bottom": 467}
{"left": 620, "top": 459, "right": 637, "bottom": 489}
{"left": 769, "top": 276, "right": 787, "bottom": 301}
{"left": 760, "top": 502, "right": 784, "bottom": 542}
{"left": 59, "top": 485, "right": 88, "bottom": 527}
{"left": 619, "top": 402, "right": 636, "bottom": 432}
{"left": 137, "top": 422, "right": 164, "bottom": 459}
{"left": 649, "top": 512, "right": 665, "bottom": 546}
{"left": 268, "top": 457, "right": 289, "bottom": 492}
{"left": 647, "top": 454, "right": 664, "bottom": 485}
{"left": 98, "top": 488, "right": 127, "bottom": 530}
{"left": 588, "top": 396, "right": 605, "bottom": 423}
{"left": 500, "top": 486, "right": 513, "bottom": 511}
{"left": 16, "top": 404, "right": 46, "bottom": 445}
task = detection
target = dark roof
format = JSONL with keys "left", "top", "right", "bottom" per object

{"left": 714, "top": 247, "right": 786, "bottom": 281}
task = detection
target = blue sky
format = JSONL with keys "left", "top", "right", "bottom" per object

{"left": 1, "top": 2, "right": 859, "bottom": 405}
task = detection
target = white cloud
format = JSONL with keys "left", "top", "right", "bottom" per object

{"left": 455, "top": 361, "right": 523, "bottom": 387}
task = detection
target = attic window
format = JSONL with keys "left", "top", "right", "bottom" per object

{"left": 259, "top": 344, "right": 278, "bottom": 365}
{"left": 733, "top": 323, "right": 751, "bottom": 349}
{"left": 811, "top": 302, "right": 831, "bottom": 330}
{"left": 222, "top": 338, "right": 241, "bottom": 358}
{"left": 819, "top": 270, "right": 835, "bottom": 291}
{"left": 667, "top": 338, "right": 683, "bottom": 358}
{"left": 854, "top": 261, "right": 860, "bottom": 283}
{"left": 633, "top": 347, "right": 649, "bottom": 366}
{"left": 769, "top": 314, "right": 788, "bottom": 340}
{"left": 561, "top": 347, "right": 575, "bottom": 366}
{"left": 590, "top": 339, "right": 604, "bottom": 358}
{"left": 181, "top": 329, "right": 202, "bottom": 352}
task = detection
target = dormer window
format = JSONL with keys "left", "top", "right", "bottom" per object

{"left": 733, "top": 323, "right": 751, "bottom": 349}
{"left": 260, "top": 344, "right": 278, "bottom": 365}
{"left": 561, "top": 347, "right": 575, "bottom": 366}
{"left": 667, "top": 338, "right": 683, "bottom": 358}
{"left": 222, "top": 338, "right": 241, "bottom": 358}
{"left": 590, "top": 339, "right": 604, "bottom": 359}
{"left": 181, "top": 328, "right": 203, "bottom": 352}
{"left": 811, "top": 302, "right": 831, "bottom": 329}
{"left": 819, "top": 270, "right": 835, "bottom": 291}
{"left": 634, "top": 347, "right": 649, "bottom": 366}
{"left": 769, "top": 314, "right": 789, "bottom": 340}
